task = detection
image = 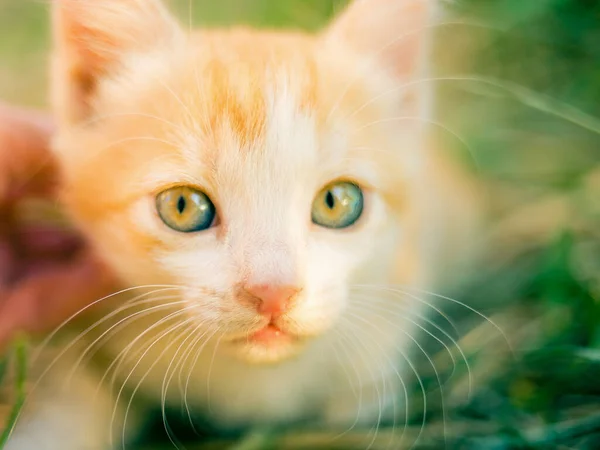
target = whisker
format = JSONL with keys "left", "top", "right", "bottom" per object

{"left": 351, "top": 284, "right": 460, "bottom": 337}
{"left": 327, "top": 333, "right": 359, "bottom": 397}
{"left": 112, "top": 319, "right": 182, "bottom": 447}
{"left": 350, "top": 293, "right": 472, "bottom": 398}
{"left": 176, "top": 327, "right": 207, "bottom": 400}
{"left": 22, "top": 290, "right": 184, "bottom": 430}
{"left": 205, "top": 331, "right": 224, "bottom": 415}
{"left": 184, "top": 328, "right": 218, "bottom": 435}
{"left": 74, "top": 111, "right": 189, "bottom": 134}
{"left": 75, "top": 295, "right": 182, "bottom": 371}
{"left": 159, "top": 322, "right": 200, "bottom": 450}
{"left": 64, "top": 297, "right": 186, "bottom": 388}
{"left": 33, "top": 284, "right": 181, "bottom": 361}
{"left": 326, "top": 327, "right": 366, "bottom": 440}
{"left": 392, "top": 284, "right": 514, "bottom": 356}
{"left": 187, "top": 0, "right": 193, "bottom": 35}
{"left": 347, "top": 299, "right": 446, "bottom": 448}
{"left": 191, "top": 56, "right": 217, "bottom": 142}
{"left": 335, "top": 316, "right": 393, "bottom": 450}
{"left": 156, "top": 78, "right": 197, "bottom": 128}
{"left": 101, "top": 306, "right": 196, "bottom": 397}
{"left": 160, "top": 321, "right": 207, "bottom": 448}
{"left": 96, "top": 136, "right": 181, "bottom": 155}
{"left": 341, "top": 313, "right": 417, "bottom": 449}
{"left": 112, "top": 314, "right": 196, "bottom": 447}
{"left": 325, "top": 18, "right": 508, "bottom": 125}
{"left": 353, "top": 75, "right": 600, "bottom": 135}
{"left": 351, "top": 116, "right": 479, "bottom": 168}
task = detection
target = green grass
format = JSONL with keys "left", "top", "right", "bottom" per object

{"left": 0, "top": 338, "right": 28, "bottom": 448}
{"left": 1, "top": 0, "right": 599, "bottom": 448}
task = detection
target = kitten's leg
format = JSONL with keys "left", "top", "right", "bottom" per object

{"left": 4, "top": 355, "right": 123, "bottom": 450}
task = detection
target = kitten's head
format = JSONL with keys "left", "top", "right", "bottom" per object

{"left": 51, "top": 0, "right": 434, "bottom": 364}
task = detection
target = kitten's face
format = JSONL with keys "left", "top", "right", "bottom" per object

{"left": 52, "top": 0, "right": 431, "bottom": 363}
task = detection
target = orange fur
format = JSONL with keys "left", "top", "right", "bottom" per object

{"left": 7, "top": 1, "right": 484, "bottom": 447}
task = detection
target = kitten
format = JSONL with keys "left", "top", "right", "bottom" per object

{"left": 7, "top": 0, "right": 481, "bottom": 448}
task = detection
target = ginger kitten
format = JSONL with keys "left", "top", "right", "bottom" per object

{"left": 8, "top": 0, "right": 481, "bottom": 448}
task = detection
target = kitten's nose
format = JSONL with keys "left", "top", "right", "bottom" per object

{"left": 243, "top": 284, "right": 300, "bottom": 317}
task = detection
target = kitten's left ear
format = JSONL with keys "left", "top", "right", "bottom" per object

{"left": 324, "top": 0, "right": 434, "bottom": 80}
{"left": 52, "top": 0, "right": 183, "bottom": 124}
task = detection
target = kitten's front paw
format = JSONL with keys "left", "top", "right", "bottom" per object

{"left": 4, "top": 355, "right": 123, "bottom": 450}
{"left": 5, "top": 421, "right": 112, "bottom": 450}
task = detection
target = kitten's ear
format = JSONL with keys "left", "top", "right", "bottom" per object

{"left": 324, "top": 0, "right": 433, "bottom": 80}
{"left": 52, "top": 0, "right": 182, "bottom": 123}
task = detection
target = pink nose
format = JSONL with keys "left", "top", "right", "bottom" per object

{"left": 243, "top": 284, "right": 300, "bottom": 316}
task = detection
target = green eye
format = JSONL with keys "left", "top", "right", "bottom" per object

{"left": 312, "top": 181, "right": 364, "bottom": 229}
{"left": 156, "top": 186, "right": 216, "bottom": 233}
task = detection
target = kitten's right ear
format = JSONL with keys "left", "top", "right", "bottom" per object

{"left": 52, "top": 0, "right": 182, "bottom": 124}
{"left": 324, "top": 0, "right": 433, "bottom": 81}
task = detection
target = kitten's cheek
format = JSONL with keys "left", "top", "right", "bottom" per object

{"left": 286, "top": 289, "right": 347, "bottom": 336}
{"left": 129, "top": 196, "right": 173, "bottom": 239}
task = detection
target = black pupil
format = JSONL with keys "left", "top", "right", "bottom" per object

{"left": 325, "top": 191, "right": 335, "bottom": 209}
{"left": 177, "top": 196, "right": 186, "bottom": 214}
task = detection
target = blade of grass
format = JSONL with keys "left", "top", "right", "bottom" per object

{"left": 0, "top": 337, "right": 28, "bottom": 448}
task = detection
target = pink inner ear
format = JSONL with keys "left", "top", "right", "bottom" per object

{"left": 53, "top": 1, "right": 131, "bottom": 121}
{"left": 63, "top": 21, "right": 119, "bottom": 78}
{"left": 325, "top": 0, "right": 430, "bottom": 79}
{"left": 55, "top": 2, "right": 119, "bottom": 77}
{"left": 52, "top": 0, "right": 180, "bottom": 122}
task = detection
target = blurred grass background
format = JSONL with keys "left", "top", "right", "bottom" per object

{"left": 0, "top": 0, "right": 599, "bottom": 448}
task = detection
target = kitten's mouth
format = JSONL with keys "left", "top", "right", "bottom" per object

{"left": 227, "top": 323, "right": 304, "bottom": 363}
{"left": 248, "top": 324, "right": 292, "bottom": 345}
{"left": 230, "top": 323, "right": 295, "bottom": 346}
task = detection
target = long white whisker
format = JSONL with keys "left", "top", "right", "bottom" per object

{"left": 351, "top": 284, "right": 460, "bottom": 337}
{"left": 160, "top": 321, "right": 207, "bottom": 448}
{"left": 205, "top": 331, "right": 224, "bottom": 414}
{"left": 112, "top": 314, "right": 196, "bottom": 446}
{"left": 350, "top": 293, "right": 472, "bottom": 398}
{"left": 341, "top": 313, "right": 413, "bottom": 449}
{"left": 76, "top": 295, "right": 182, "bottom": 372}
{"left": 184, "top": 328, "right": 218, "bottom": 434}
{"left": 156, "top": 78, "right": 197, "bottom": 127}
{"left": 187, "top": 0, "right": 193, "bottom": 35}
{"left": 101, "top": 306, "right": 195, "bottom": 397}
{"left": 22, "top": 290, "right": 184, "bottom": 434}
{"left": 97, "top": 136, "right": 181, "bottom": 154}
{"left": 335, "top": 316, "right": 390, "bottom": 450}
{"left": 353, "top": 74, "right": 600, "bottom": 135}
{"left": 326, "top": 326, "right": 366, "bottom": 440}
{"left": 158, "top": 322, "right": 200, "bottom": 450}
{"left": 327, "top": 332, "right": 359, "bottom": 397}
{"left": 112, "top": 317, "right": 185, "bottom": 448}
{"left": 351, "top": 116, "right": 478, "bottom": 168}
{"left": 64, "top": 296, "right": 185, "bottom": 386}
{"left": 74, "top": 111, "right": 189, "bottom": 135}
{"left": 325, "top": 19, "right": 508, "bottom": 124}
{"left": 392, "top": 284, "right": 514, "bottom": 355}
{"left": 176, "top": 326, "right": 206, "bottom": 400}
{"left": 33, "top": 284, "right": 181, "bottom": 361}
{"left": 347, "top": 299, "right": 445, "bottom": 448}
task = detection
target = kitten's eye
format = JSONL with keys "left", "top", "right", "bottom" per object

{"left": 156, "top": 186, "right": 216, "bottom": 233}
{"left": 312, "top": 181, "right": 364, "bottom": 229}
